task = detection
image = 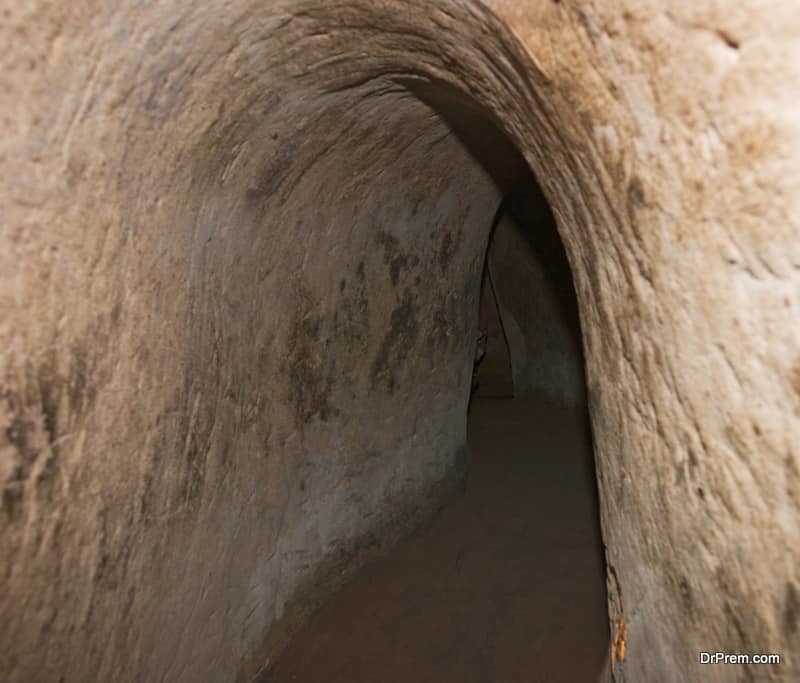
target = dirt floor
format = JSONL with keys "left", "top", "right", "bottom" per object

{"left": 264, "top": 397, "right": 610, "bottom": 682}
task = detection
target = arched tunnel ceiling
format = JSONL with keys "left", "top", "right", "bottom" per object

{"left": 1, "top": 1, "right": 799, "bottom": 682}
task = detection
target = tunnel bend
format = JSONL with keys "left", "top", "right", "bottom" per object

{"left": 4, "top": 3, "right": 606, "bottom": 681}
{"left": 3, "top": 1, "right": 799, "bottom": 682}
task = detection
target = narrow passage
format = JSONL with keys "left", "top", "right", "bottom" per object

{"left": 266, "top": 397, "right": 609, "bottom": 682}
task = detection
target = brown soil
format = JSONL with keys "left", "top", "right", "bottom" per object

{"left": 263, "top": 397, "right": 610, "bottom": 682}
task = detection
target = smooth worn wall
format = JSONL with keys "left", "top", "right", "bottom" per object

{"left": 1, "top": 2, "right": 799, "bottom": 683}
{"left": 489, "top": 179, "right": 586, "bottom": 406}
{"left": 0, "top": 4, "right": 505, "bottom": 681}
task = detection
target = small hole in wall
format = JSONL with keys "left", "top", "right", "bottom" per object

{"left": 717, "top": 30, "right": 740, "bottom": 50}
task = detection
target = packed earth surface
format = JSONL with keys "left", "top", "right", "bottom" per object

{"left": 1, "top": 2, "right": 799, "bottom": 682}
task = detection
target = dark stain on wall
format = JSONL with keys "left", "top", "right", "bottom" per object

{"left": 334, "top": 275, "right": 370, "bottom": 352}
{"left": 94, "top": 504, "right": 133, "bottom": 591}
{"left": 287, "top": 289, "right": 337, "bottom": 424}
{"left": 245, "top": 136, "right": 300, "bottom": 206}
{"left": 377, "top": 230, "right": 400, "bottom": 255}
{"left": 1, "top": 331, "right": 109, "bottom": 522}
{"left": 140, "top": 374, "right": 226, "bottom": 522}
{"left": 438, "top": 231, "right": 456, "bottom": 274}
{"left": 66, "top": 347, "right": 95, "bottom": 418}
{"left": 176, "top": 308, "right": 226, "bottom": 510}
{"left": 377, "top": 230, "right": 419, "bottom": 288}
{"left": 785, "top": 581, "right": 799, "bottom": 635}
{"left": 180, "top": 422, "right": 207, "bottom": 507}
{"left": 138, "top": 467, "right": 157, "bottom": 525}
{"left": 389, "top": 254, "right": 409, "bottom": 287}
{"left": 1, "top": 393, "right": 39, "bottom": 520}
{"left": 371, "top": 290, "right": 419, "bottom": 392}
{"left": 677, "top": 575, "right": 695, "bottom": 622}
{"left": 427, "top": 293, "right": 461, "bottom": 357}
{"left": 627, "top": 175, "right": 646, "bottom": 209}
{"left": 36, "top": 351, "right": 61, "bottom": 449}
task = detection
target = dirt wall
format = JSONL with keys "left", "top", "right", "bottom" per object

{"left": 1, "top": 2, "right": 799, "bottom": 682}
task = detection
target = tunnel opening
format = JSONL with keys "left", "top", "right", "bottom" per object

{"left": 471, "top": 171, "right": 586, "bottom": 404}
{"left": 262, "top": 75, "right": 610, "bottom": 681}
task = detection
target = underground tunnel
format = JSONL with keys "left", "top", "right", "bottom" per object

{"left": 263, "top": 135, "right": 610, "bottom": 682}
{"left": 1, "top": 2, "right": 799, "bottom": 683}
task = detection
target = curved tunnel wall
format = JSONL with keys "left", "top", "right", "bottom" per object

{"left": 487, "top": 176, "right": 587, "bottom": 405}
{"left": 2, "top": 2, "right": 800, "bottom": 682}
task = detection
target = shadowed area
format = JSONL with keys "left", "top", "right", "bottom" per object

{"left": 2, "top": 2, "right": 799, "bottom": 682}
{"left": 265, "top": 397, "right": 608, "bottom": 681}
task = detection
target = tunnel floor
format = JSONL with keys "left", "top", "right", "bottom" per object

{"left": 264, "top": 397, "right": 609, "bottom": 682}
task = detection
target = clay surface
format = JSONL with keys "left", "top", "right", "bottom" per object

{"left": 265, "top": 397, "right": 608, "bottom": 682}
{"left": 1, "top": 1, "right": 799, "bottom": 682}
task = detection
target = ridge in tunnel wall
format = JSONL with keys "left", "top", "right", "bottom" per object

{"left": 1, "top": 1, "right": 799, "bottom": 682}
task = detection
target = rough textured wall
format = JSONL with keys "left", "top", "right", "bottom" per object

{"left": 490, "top": 3, "right": 800, "bottom": 681}
{"left": 0, "top": 5, "right": 504, "bottom": 681}
{"left": 1, "top": 2, "right": 799, "bottom": 683}
{"left": 489, "top": 179, "right": 586, "bottom": 405}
